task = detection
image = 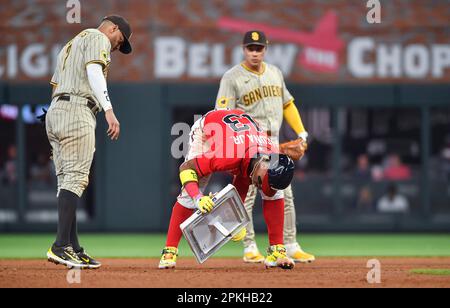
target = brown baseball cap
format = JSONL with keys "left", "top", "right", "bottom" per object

{"left": 102, "top": 15, "right": 132, "bottom": 54}
{"left": 243, "top": 30, "right": 268, "bottom": 47}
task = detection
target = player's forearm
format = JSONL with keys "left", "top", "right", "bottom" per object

{"left": 86, "top": 63, "right": 113, "bottom": 111}
{"left": 283, "top": 100, "right": 308, "bottom": 140}
{"left": 180, "top": 160, "right": 202, "bottom": 199}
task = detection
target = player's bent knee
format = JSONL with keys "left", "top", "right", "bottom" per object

{"left": 61, "top": 177, "right": 89, "bottom": 198}
{"left": 59, "top": 185, "right": 83, "bottom": 198}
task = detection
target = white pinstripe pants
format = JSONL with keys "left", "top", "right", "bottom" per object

{"left": 46, "top": 98, "right": 96, "bottom": 197}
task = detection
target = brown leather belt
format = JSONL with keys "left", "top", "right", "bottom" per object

{"left": 58, "top": 95, "right": 100, "bottom": 116}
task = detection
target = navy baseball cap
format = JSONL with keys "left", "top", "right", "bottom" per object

{"left": 102, "top": 15, "right": 132, "bottom": 54}
{"left": 243, "top": 30, "right": 268, "bottom": 47}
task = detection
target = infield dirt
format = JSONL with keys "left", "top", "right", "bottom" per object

{"left": 1, "top": 257, "right": 450, "bottom": 288}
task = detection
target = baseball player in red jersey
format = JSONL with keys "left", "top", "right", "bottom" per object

{"left": 216, "top": 30, "right": 314, "bottom": 263}
{"left": 159, "top": 109, "right": 296, "bottom": 270}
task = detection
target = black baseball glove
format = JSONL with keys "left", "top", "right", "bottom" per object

{"left": 37, "top": 108, "right": 47, "bottom": 124}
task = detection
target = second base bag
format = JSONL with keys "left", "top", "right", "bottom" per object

{"left": 180, "top": 184, "right": 250, "bottom": 264}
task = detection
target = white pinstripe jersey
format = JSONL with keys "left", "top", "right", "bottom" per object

{"left": 51, "top": 28, "right": 111, "bottom": 107}
{"left": 215, "top": 62, "right": 294, "bottom": 138}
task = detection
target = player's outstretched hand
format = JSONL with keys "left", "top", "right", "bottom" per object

{"left": 105, "top": 109, "right": 120, "bottom": 140}
{"left": 195, "top": 194, "right": 215, "bottom": 214}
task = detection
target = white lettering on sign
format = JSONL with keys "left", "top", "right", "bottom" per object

{"left": 348, "top": 37, "right": 375, "bottom": 78}
{"left": 377, "top": 44, "right": 402, "bottom": 78}
{"left": 432, "top": 45, "right": 450, "bottom": 77}
{"left": 0, "top": 38, "right": 449, "bottom": 81}
{"left": 0, "top": 44, "right": 61, "bottom": 79}
{"left": 404, "top": 44, "right": 429, "bottom": 78}
{"left": 21, "top": 44, "right": 49, "bottom": 77}
{"left": 265, "top": 44, "right": 298, "bottom": 76}
{"left": 304, "top": 47, "right": 337, "bottom": 69}
{"left": 348, "top": 37, "right": 450, "bottom": 79}
{"left": 154, "top": 37, "right": 186, "bottom": 78}
{"left": 188, "top": 43, "right": 210, "bottom": 78}
{"left": 7, "top": 45, "right": 18, "bottom": 78}
{"left": 153, "top": 37, "right": 297, "bottom": 78}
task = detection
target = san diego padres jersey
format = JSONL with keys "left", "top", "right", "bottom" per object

{"left": 51, "top": 28, "right": 111, "bottom": 106}
{"left": 215, "top": 62, "right": 294, "bottom": 137}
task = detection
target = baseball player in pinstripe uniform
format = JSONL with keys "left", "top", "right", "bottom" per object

{"left": 215, "top": 30, "right": 315, "bottom": 263}
{"left": 45, "top": 15, "right": 132, "bottom": 269}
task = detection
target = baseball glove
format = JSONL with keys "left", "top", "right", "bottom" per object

{"left": 37, "top": 108, "right": 47, "bottom": 124}
{"left": 280, "top": 138, "right": 308, "bottom": 161}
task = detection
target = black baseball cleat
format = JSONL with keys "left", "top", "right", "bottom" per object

{"left": 76, "top": 248, "right": 102, "bottom": 269}
{"left": 47, "top": 244, "right": 86, "bottom": 269}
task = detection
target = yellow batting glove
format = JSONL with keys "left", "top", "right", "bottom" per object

{"left": 231, "top": 227, "right": 247, "bottom": 242}
{"left": 195, "top": 194, "right": 215, "bottom": 214}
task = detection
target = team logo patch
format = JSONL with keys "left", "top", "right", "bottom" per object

{"left": 100, "top": 50, "right": 110, "bottom": 63}
{"left": 216, "top": 97, "right": 229, "bottom": 108}
{"left": 251, "top": 32, "right": 259, "bottom": 41}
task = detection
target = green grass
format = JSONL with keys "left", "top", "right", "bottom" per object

{"left": 0, "top": 233, "right": 450, "bottom": 259}
{"left": 410, "top": 269, "right": 450, "bottom": 276}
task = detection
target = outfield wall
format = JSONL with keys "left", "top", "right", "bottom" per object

{"left": 0, "top": 83, "right": 449, "bottom": 232}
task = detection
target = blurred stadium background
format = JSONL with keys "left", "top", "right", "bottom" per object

{"left": 0, "top": 0, "right": 449, "bottom": 259}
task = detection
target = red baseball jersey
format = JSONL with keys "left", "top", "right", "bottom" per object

{"left": 194, "top": 109, "right": 278, "bottom": 198}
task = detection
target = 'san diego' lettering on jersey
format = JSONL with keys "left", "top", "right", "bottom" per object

{"left": 215, "top": 62, "right": 293, "bottom": 136}
{"left": 242, "top": 85, "right": 283, "bottom": 106}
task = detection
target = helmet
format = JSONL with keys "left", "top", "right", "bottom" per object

{"left": 251, "top": 153, "right": 295, "bottom": 197}
{"left": 266, "top": 154, "right": 295, "bottom": 190}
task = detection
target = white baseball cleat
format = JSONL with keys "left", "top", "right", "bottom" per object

{"left": 285, "top": 242, "right": 315, "bottom": 263}
{"left": 243, "top": 243, "right": 265, "bottom": 263}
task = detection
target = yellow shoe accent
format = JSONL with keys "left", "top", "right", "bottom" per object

{"left": 286, "top": 243, "right": 316, "bottom": 263}
{"left": 290, "top": 249, "right": 315, "bottom": 263}
{"left": 46, "top": 246, "right": 85, "bottom": 269}
{"left": 158, "top": 246, "right": 178, "bottom": 269}
{"left": 264, "top": 244, "right": 295, "bottom": 270}
{"left": 243, "top": 250, "right": 265, "bottom": 263}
